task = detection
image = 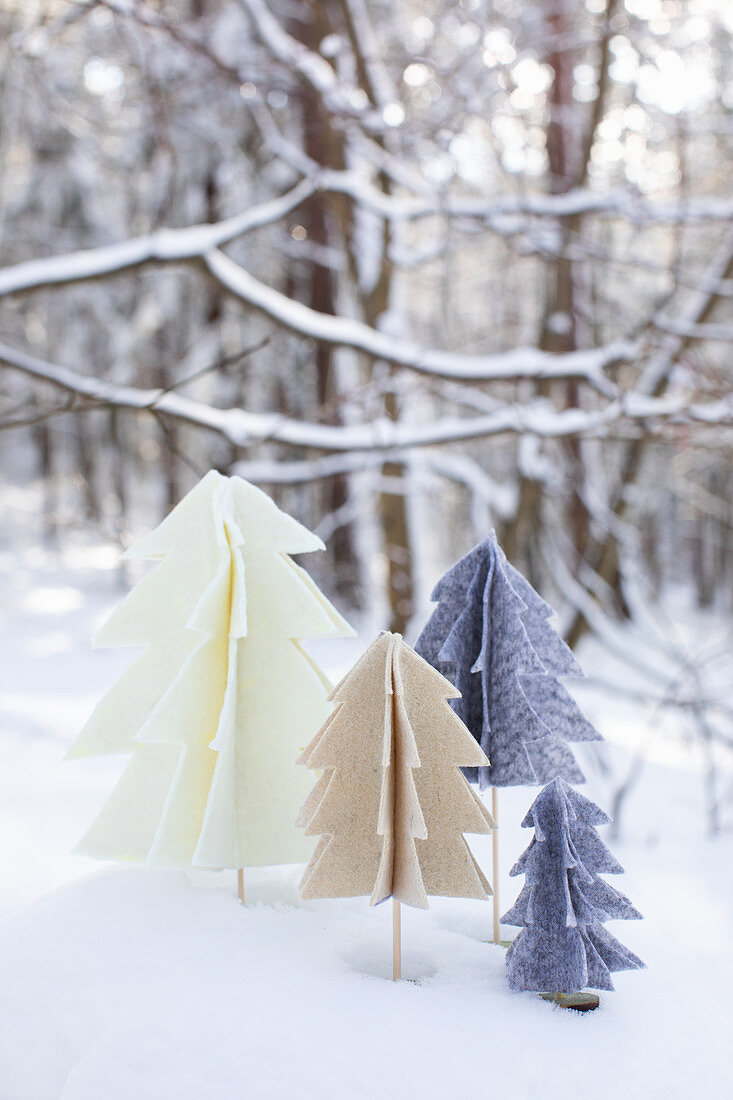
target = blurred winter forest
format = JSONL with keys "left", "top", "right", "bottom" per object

{"left": 1, "top": 1, "right": 732, "bottom": 830}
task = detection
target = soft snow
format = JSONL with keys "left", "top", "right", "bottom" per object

{"left": 0, "top": 491, "right": 731, "bottom": 1099}
{"left": 1, "top": 807, "right": 730, "bottom": 1100}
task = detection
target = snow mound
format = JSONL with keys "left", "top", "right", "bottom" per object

{"left": 0, "top": 865, "right": 728, "bottom": 1100}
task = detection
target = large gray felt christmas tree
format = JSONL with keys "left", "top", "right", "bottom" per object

{"left": 502, "top": 777, "right": 644, "bottom": 995}
{"left": 415, "top": 532, "right": 602, "bottom": 790}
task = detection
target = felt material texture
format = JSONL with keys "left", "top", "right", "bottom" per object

{"left": 71, "top": 470, "right": 354, "bottom": 870}
{"left": 502, "top": 777, "right": 645, "bottom": 993}
{"left": 297, "top": 633, "right": 495, "bottom": 909}
{"left": 415, "top": 531, "right": 602, "bottom": 789}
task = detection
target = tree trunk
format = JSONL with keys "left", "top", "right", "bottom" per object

{"left": 74, "top": 410, "right": 98, "bottom": 522}
{"left": 292, "top": 2, "right": 361, "bottom": 605}
{"left": 538, "top": 1, "right": 589, "bottom": 574}
{"left": 361, "top": 250, "right": 414, "bottom": 635}
{"left": 297, "top": 0, "right": 413, "bottom": 630}
{"left": 33, "top": 412, "right": 56, "bottom": 545}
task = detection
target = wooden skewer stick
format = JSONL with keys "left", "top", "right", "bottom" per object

{"left": 392, "top": 898, "right": 402, "bottom": 981}
{"left": 237, "top": 868, "right": 245, "bottom": 906}
{"left": 491, "top": 786, "right": 500, "bottom": 945}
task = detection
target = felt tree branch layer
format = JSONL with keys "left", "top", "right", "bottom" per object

{"left": 70, "top": 470, "right": 353, "bottom": 869}
{"left": 416, "top": 532, "right": 602, "bottom": 789}
{"left": 502, "top": 778, "right": 644, "bottom": 993}
{"left": 297, "top": 633, "right": 495, "bottom": 908}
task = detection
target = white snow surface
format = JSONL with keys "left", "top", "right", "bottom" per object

{"left": 1, "top": 847, "right": 728, "bottom": 1100}
{"left": 0, "top": 492, "right": 731, "bottom": 1098}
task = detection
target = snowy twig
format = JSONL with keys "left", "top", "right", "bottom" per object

{"left": 338, "top": 0, "right": 398, "bottom": 109}
{"left": 650, "top": 317, "right": 733, "bottom": 342}
{"left": 313, "top": 171, "right": 733, "bottom": 226}
{"left": 639, "top": 233, "right": 733, "bottom": 395}
{"left": 238, "top": 0, "right": 385, "bottom": 128}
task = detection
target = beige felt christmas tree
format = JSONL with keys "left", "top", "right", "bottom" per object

{"left": 69, "top": 470, "right": 353, "bottom": 888}
{"left": 297, "top": 632, "right": 495, "bottom": 976}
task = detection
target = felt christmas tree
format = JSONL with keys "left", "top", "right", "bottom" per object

{"left": 415, "top": 531, "right": 603, "bottom": 939}
{"left": 297, "top": 632, "right": 495, "bottom": 978}
{"left": 69, "top": 470, "right": 353, "bottom": 885}
{"left": 416, "top": 532, "right": 601, "bottom": 789}
{"left": 502, "top": 777, "right": 644, "bottom": 999}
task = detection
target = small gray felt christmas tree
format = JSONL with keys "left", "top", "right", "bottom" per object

{"left": 502, "top": 777, "right": 644, "bottom": 994}
{"left": 415, "top": 532, "right": 602, "bottom": 790}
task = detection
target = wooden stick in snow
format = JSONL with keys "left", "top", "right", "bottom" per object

{"left": 392, "top": 899, "right": 402, "bottom": 981}
{"left": 492, "top": 786, "right": 500, "bottom": 944}
{"left": 237, "top": 868, "right": 245, "bottom": 905}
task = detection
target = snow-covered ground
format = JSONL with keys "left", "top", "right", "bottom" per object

{"left": 1, "top": 847, "right": 728, "bottom": 1100}
{"left": 0, "top": 484, "right": 731, "bottom": 1098}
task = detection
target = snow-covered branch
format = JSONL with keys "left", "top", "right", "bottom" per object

{"left": 651, "top": 317, "right": 733, "bottom": 342}
{"left": 234, "top": 451, "right": 389, "bottom": 483}
{"left": 203, "top": 248, "right": 632, "bottom": 389}
{"left": 238, "top": 0, "right": 385, "bottom": 128}
{"left": 0, "top": 180, "right": 316, "bottom": 297}
{"left": 338, "top": 0, "right": 398, "bottom": 109}
{"left": 315, "top": 171, "right": 733, "bottom": 226}
{"left": 3, "top": 339, "right": 732, "bottom": 455}
{"left": 233, "top": 450, "right": 516, "bottom": 526}
{"left": 640, "top": 233, "right": 733, "bottom": 396}
{"left": 3, "top": 168, "right": 731, "bottom": 302}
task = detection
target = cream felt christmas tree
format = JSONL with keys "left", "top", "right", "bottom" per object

{"left": 297, "top": 633, "right": 495, "bottom": 975}
{"left": 69, "top": 470, "right": 354, "bottom": 875}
